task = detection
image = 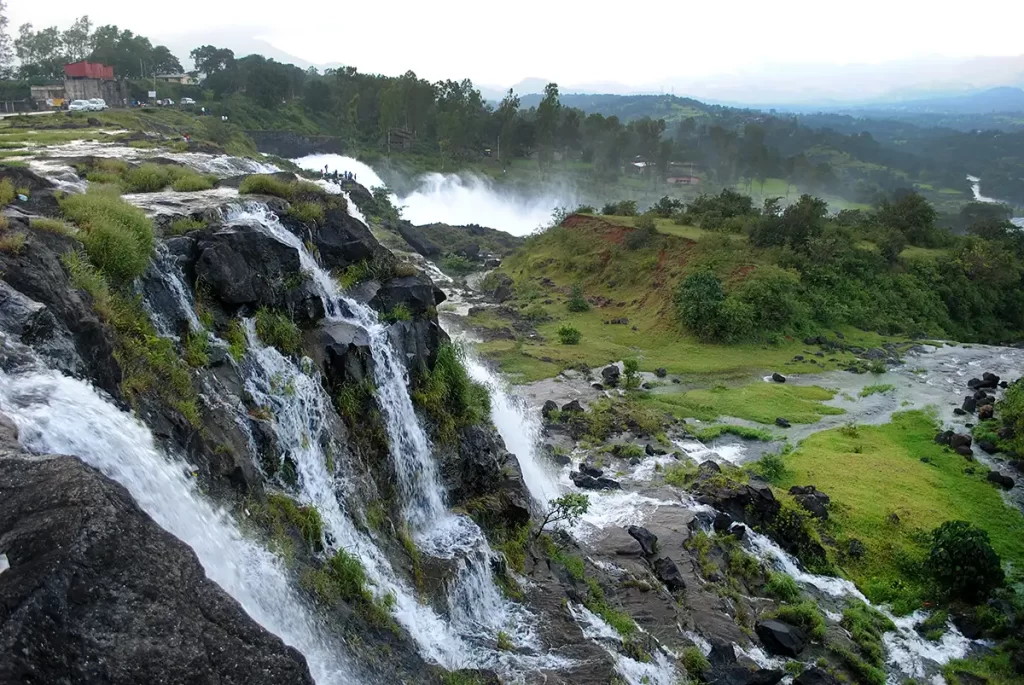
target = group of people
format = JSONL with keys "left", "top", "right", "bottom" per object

{"left": 320, "top": 166, "right": 356, "bottom": 183}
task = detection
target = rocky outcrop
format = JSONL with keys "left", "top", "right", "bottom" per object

{"left": 442, "top": 424, "right": 531, "bottom": 529}
{"left": 0, "top": 451, "right": 314, "bottom": 685}
{"left": 369, "top": 273, "right": 447, "bottom": 318}
{"left": 627, "top": 525, "right": 658, "bottom": 556}
{"left": 313, "top": 321, "right": 375, "bottom": 388}
{"left": 195, "top": 224, "right": 324, "bottom": 323}
{"left": 296, "top": 203, "right": 385, "bottom": 270}
{"left": 755, "top": 619, "right": 806, "bottom": 657}
{"left": 789, "top": 485, "right": 830, "bottom": 520}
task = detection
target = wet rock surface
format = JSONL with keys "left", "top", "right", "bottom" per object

{"left": 0, "top": 451, "right": 314, "bottom": 685}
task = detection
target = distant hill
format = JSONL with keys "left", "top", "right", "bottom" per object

{"left": 516, "top": 93, "right": 715, "bottom": 122}
{"left": 847, "top": 87, "right": 1024, "bottom": 114}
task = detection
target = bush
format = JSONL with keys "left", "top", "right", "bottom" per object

{"left": 681, "top": 645, "right": 710, "bottom": 677}
{"left": 927, "top": 520, "right": 1004, "bottom": 602}
{"left": 441, "top": 253, "right": 474, "bottom": 276}
{"left": 412, "top": 344, "right": 491, "bottom": 443}
{"left": 170, "top": 171, "right": 216, "bottom": 192}
{"left": 754, "top": 450, "right": 788, "bottom": 483}
{"left": 566, "top": 283, "right": 590, "bottom": 312}
{"left": 626, "top": 214, "right": 658, "bottom": 250}
{"left": 239, "top": 174, "right": 293, "bottom": 199}
{"left": 0, "top": 177, "right": 16, "bottom": 205}
{"left": 770, "top": 600, "right": 826, "bottom": 640}
{"left": 290, "top": 201, "right": 325, "bottom": 224}
{"left": 764, "top": 571, "right": 801, "bottom": 602}
{"left": 383, "top": 303, "right": 412, "bottom": 323}
{"left": 60, "top": 189, "right": 155, "bottom": 283}
{"left": 121, "top": 163, "right": 174, "bottom": 193}
{"left": 254, "top": 307, "right": 302, "bottom": 356}
{"left": 674, "top": 270, "right": 727, "bottom": 341}
{"left": 524, "top": 302, "right": 548, "bottom": 322}
{"left": 557, "top": 324, "right": 582, "bottom": 345}
{"left": 30, "top": 217, "right": 77, "bottom": 236}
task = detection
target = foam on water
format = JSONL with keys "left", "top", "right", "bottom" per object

{"left": 569, "top": 603, "right": 680, "bottom": 685}
{"left": 293, "top": 154, "right": 387, "bottom": 189}
{"left": 0, "top": 361, "right": 356, "bottom": 684}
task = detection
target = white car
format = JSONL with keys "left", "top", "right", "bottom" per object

{"left": 88, "top": 98, "right": 107, "bottom": 111}
{"left": 68, "top": 100, "right": 91, "bottom": 112}
{"left": 180, "top": 97, "right": 196, "bottom": 106}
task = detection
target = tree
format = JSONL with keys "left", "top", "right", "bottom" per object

{"left": 533, "top": 493, "right": 589, "bottom": 540}
{"left": 150, "top": 45, "right": 182, "bottom": 75}
{"left": 928, "top": 520, "right": 1004, "bottom": 602}
{"left": 190, "top": 45, "right": 235, "bottom": 78}
{"left": 496, "top": 88, "right": 520, "bottom": 161}
{"left": 15, "top": 24, "right": 65, "bottom": 79}
{"left": 0, "top": 0, "right": 13, "bottom": 78}
{"left": 876, "top": 190, "right": 939, "bottom": 247}
{"left": 674, "top": 270, "right": 726, "bottom": 341}
{"left": 536, "top": 82, "right": 562, "bottom": 164}
{"left": 62, "top": 15, "right": 93, "bottom": 62}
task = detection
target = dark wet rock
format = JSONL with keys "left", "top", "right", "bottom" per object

{"left": 713, "top": 511, "right": 735, "bottom": 533}
{"left": 645, "top": 443, "right": 657, "bottom": 456}
{"left": 771, "top": 372, "right": 786, "bottom": 383}
{"left": 654, "top": 367, "right": 667, "bottom": 378}
{"left": 935, "top": 430, "right": 953, "bottom": 445}
{"left": 570, "top": 472, "right": 621, "bottom": 490}
{"left": 627, "top": 525, "right": 659, "bottom": 556}
{"left": 953, "top": 408, "right": 967, "bottom": 416}
{"left": 1000, "top": 380, "right": 1009, "bottom": 389}
{"left": 789, "top": 485, "right": 830, "bottom": 520}
{"left": 775, "top": 417, "right": 791, "bottom": 428}
{"left": 484, "top": 258, "right": 501, "bottom": 269}
{"left": 591, "top": 382, "right": 604, "bottom": 390}
{"left": 386, "top": 318, "right": 446, "bottom": 376}
{"left": 982, "top": 372, "right": 1000, "bottom": 388}
{"left": 562, "top": 399, "right": 584, "bottom": 414}
{"left": 978, "top": 405, "right": 994, "bottom": 421}
{"left": 949, "top": 434, "right": 973, "bottom": 451}
{"left": 313, "top": 321, "right": 374, "bottom": 389}
{"left": 304, "top": 203, "right": 384, "bottom": 270}
{"left": 846, "top": 538, "right": 866, "bottom": 559}
{"left": 793, "top": 355, "right": 804, "bottom": 361}
{"left": 653, "top": 557, "right": 686, "bottom": 591}
{"left": 542, "top": 400, "right": 559, "bottom": 419}
{"left": 580, "top": 462, "right": 605, "bottom": 478}
{"left": 956, "top": 446, "right": 974, "bottom": 458}
{"left": 978, "top": 440, "right": 998, "bottom": 455}
{"left": 698, "top": 460, "right": 722, "bottom": 475}
{"left": 730, "top": 524, "right": 748, "bottom": 541}
{"left": 0, "top": 451, "right": 314, "bottom": 685}
{"left": 987, "top": 471, "right": 1015, "bottom": 489}
{"left": 794, "top": 667, "right": 840, "bottom": 685}
{"left": 442, "top": 424, "right": 531, "bottom": 529}
{"left": 369, "top": 273, "right": 446, "bottom": 318}
{"left": 196, "top": 224, "right": 324, "bottom": 323}
{"left": 755, "top": 620, "right": 806, "bottom": 657}
{"left": 803, "top": 336, "right": 827, "bottom": 345}
{"left": 601, "top": 365, "right": 621, "bottom": 387}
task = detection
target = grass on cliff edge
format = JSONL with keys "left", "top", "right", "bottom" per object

{"left": 774, "top": 410, "right": 1024, "bottom": 613}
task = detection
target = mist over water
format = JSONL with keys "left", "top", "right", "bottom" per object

{"left": 293, "top": 154, "right": 577, "bottom": 236}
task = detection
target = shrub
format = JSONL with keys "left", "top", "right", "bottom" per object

{"left": 623, "top": 357, "right": 640, "bottom": 389}
{"left": 383, "top": 303, "right": 413, "bottom": 323}
{"left": 0, "top": 177, "right": 16, "bottom": 205}
{"left": 441, "top": 253, "right": 474, "bottom": 276}
{"left": 754, "top": 451, "right": 788, "bottom": 483}
{"left": 167, "top": 216, "right": 207, "bottom": 235}
{"left": 289, "top": 200, "right": 325, "bottom": 224}
{"left": 170, "top": 171, "right": 216, "bottom": 192}
{"left": 183, "top": 330, "right": 210, "bottom": 367}
{"left": 121, "top": 163, "right": 174, "bottom": 193}
{"left": 681, "top": 646, "right": 710, "bottom": 677}
{"left": 29, "top": 217, "right": 76, "bottom": 236}
{"left": 224, "top": 319, "right": 247, "bottom": 361}
{"left": 239, "top": 174, "right": 293, "bottom": 199}
{"left": 0, "top": 231, "right": 26, "bottom": 254}
{"left": 674, "top": 270, "right": 727, "bottom": 341}
{"left": 254, "top": 308, "right": 302, "bottom": 356}
{"left": 524, "top": 302, "right": 548, "bottom": 322}
{"left": 764, "top": 571, "right": 801, "bottom": 602}
{"left": 770, "top": 600, "right": 826, "bottom": 640}
{"left": 557, "top": 324, "right": 581, "bottom": 345}
{"left": 927, "top": 520, "right": 1004, "bottom": 602}
{"left": 566, "top": 283, "right": 590, "bottom": 312}
{"left": 626, "top": 215, "right": 657, "bottom": 249}
{"left": 60, "top": 190, "right": 154, "bottom": 283}
{"left": 412, "top": 344, "right": 491, "bottom": 443}
{"left": 266, "top": 493, "right": 324, "bottom": 551}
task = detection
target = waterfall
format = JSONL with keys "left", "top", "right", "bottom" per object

{"left": 224, "top": 202, "right": 565, "bottom": 675}
{"left": 0, "top": 360, "right": 356, "bottom": 684}
{"left": 464, "top": 355, "right": 561, "bottom": 506}
{"left": 568, "top": 603, "right": 679, "bottom": 685}
{"left": 743, "top": 528, "right": 973, "bottom": 679}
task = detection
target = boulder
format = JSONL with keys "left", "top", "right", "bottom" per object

{"left": 789, "top": 485, "right": 830, "bottom": 520}
{"left": 196, "top": 225, "right": 324, "bottom": 322}
{"left": 314, "top": 322, "right": 374, "bottom": 389}
{"left": 949, "top": 434, "right": 973, "bottom": 451}
{"left": 953, "top": 408, "right": 967, "bottom": 416}
{"left": 0, "top": 452, "right": 314, "bottom": 685}
{"left": 978, "top": 405, "right": 994, "bottom": 421}
{"left": 962, "top": 396, "right": 978, "bottom": 413}
{"left": 653, "top": 557, "right": 686, "bottom": 591}
{"left": 771, "top": 372, "right": 786, "bottom": 383}
{"left": 730, "top": 524, "right": 748, "bottom": 541}
{"left": 794, "top": 668, "right": 840, "bottom": 685}
{"left": 484, "top": 259, "right": 501, "bottom": 269}
{"left": 541, "top": 400, "right": 559, "bottom": 419}
{"left": 443, "top": 424, "right": 531, "bottom": 528}
{"left": 978, "top": 440, "right": 998, "bottom": 455}
{"left": 307, "top": 204, "right": 384, "bottom": 269}
{"left": 981, "top": 372, "right": 1000, "bottom": 388}
{"left": 655, "top": 367, "right": 667, "bottom": 378}
{"left": 601, "top": 365, "right": 621, "bottom": 387}
{"left": 775, "top": 417, "right": 791, "bottom": 428}
{"left": 579, "top": 462, "right": 605, "bottom": 478}
{"left": 385, "top": 318, "right": 446, "bottom": 374}
{"left": 369, "top": 273, "right": 446, "bottom": 318}
{"left": 626, "top": 525, "right": 658, "bottom": 556}
{"left": 483, "top": 273, "right": 514, "bottom": 303}
{"left": 562, "top": 399, "right": 584, "bottom": 413}
{"left": 755, "top": 620, "right": 806, "bottom": 657}
{"left": 987, "top": 471, "right": 1015, "bottom": 489}
{"left": 846, "top": 538, "right": 866, "bottom": 559}
{"left": 713, "top": 511, "right": 735, "bottom": 533}
{"left": 935, "top": 431, "right": 953, "bottom": 445}
{"left": 570, "top": 472, "right": 622, "bottom": 490}
{"left": 956, "top": 446, "right": 975, "bottom": 458}
{"left": 394, "top": 222, "right": 441, "bottom": 258}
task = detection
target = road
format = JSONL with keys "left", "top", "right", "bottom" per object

{"left": 0, "top": 110, "right": 58, "bottom": 120}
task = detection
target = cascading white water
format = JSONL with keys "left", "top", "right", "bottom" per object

{"left": 291, "top": 153, "right": 577, "bottom": 236}
{"left": 146, "top": 243, "right": 203, "bottom": 336}
{"left": 744, "top": 528, "right": 973, "bottom": 679}
{"left": 223, "top": 201, "right": 564, "bottom": 675}
{"left": 568, "top": 603, "right": 680, "bottom": 685}
{"left": 0, "top": 361, "right": 356, "bottom": 684}
{"left": 465, "top": 355, "right": 561, "bottom": 506}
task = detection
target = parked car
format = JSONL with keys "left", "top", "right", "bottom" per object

{"left": 180, "top": 97, "right": 196, "bottom": 106}
{"left": 156, "top": 98, "right": 175, "bottom": 107}
{"left": 88, "top": 98, "right": 107, "bottom": 111}
{"left": 68, "top": 100, "right": 91, "bottom": 112}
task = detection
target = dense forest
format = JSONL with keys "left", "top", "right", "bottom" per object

{"left": 3, "top": 12, "right": 1023, "bottom": 208}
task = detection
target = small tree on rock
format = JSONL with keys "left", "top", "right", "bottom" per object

{"left": 534, "top": 493, "right": 590, "bottom": 541}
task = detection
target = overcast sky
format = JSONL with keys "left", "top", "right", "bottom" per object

{"left": 9, "top": 0, "right": 1024, "bottom": 89}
